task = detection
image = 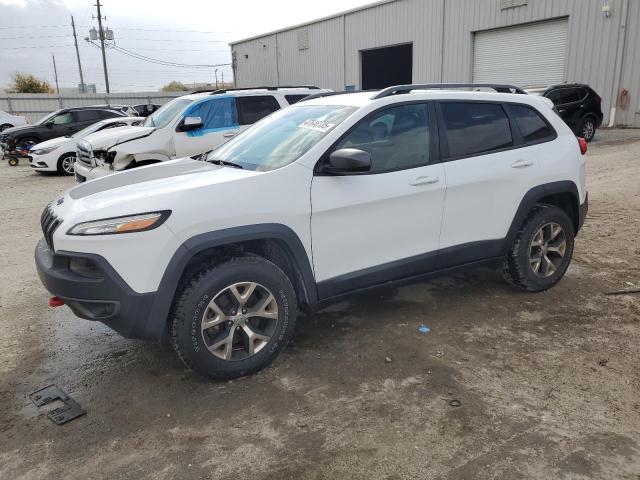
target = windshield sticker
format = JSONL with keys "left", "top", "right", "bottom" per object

{"left": 298, "top": 119, "right": 335, "bottom": 133}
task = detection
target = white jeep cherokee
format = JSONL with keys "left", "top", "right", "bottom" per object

{"left": 36, "top": 84, "right": 588, "bottom": 380}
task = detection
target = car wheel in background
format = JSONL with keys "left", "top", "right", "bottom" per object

{"left": 0, "top": 124, "right": 13, "bottom": 132}
{"left": 580, "top": 117, "right": 596, "bottom": 142}
{"left": 17, "top": 137, "right": 39, "bottom": 149}
{"left": 57, "top": 153, "right": 76, "bottom": 176}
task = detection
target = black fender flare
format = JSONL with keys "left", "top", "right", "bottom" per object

{"left": 504, "top": 180, "right": 580, "bottom": 251}
{"left": 141, "top": 223, "right": 317, "bottom": 339}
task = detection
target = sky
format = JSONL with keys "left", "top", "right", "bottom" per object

{"left": 0, "top": 0, "right": 375, "bottom": 92}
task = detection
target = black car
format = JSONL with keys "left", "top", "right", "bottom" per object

{"left": 132, "top": 104, "right": 161, "bottom": 117}
{"left": 0, "top": 106, "right": 128, "bottom": 151}
{"left": 527, "top": 83, "right": 603, "bottom": 142}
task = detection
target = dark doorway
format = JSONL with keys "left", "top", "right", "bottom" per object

{"left": 361, "top": 43, "right": 413, "bottom": 90}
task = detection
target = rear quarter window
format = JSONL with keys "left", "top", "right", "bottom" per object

{"left": 508, "top": 104, "right": 556, "bottom": 144}
{"left": 440, "top": 102, "right": 512, "bottom": 158}
{"left": 285, "top": 94, "right": 310, "bottom": 105}
{"left": 237, "top": 95, "right": 281, "bottom": 124}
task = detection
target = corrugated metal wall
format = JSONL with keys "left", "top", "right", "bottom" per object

{"left": 0, "top": 92, "right": 184, "bottom": 124}
{"left": 231, "top": 0, "right": 639, "bottom": 125}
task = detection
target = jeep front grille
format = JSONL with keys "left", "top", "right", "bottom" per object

{"left": 41, "top": 205, "right": 62, "bottom": 251}
{"left": 76, "top": 141, "right": 95, "bottom": 167}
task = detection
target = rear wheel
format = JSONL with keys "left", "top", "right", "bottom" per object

{"left": 502, "top": 205, "right": 575, "bottom": 292}
{"left": 171, "top": 255, "right": 297, "bottom": 380}
{"left": 579, "top": 117, "right": 596, "bottom": 142}
{"left": 17, "top": 137, "right": 39, "bottom": 149}
{"left": 57, "top": 153, "right": 76, "bottom": 175}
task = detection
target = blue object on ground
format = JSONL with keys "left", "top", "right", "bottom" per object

{"left": 418, "top": 324, "right": 431, "bottom": 334}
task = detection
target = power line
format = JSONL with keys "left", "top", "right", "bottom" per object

{"left": 106, "top": 43, "right": 230, "bottom": 68}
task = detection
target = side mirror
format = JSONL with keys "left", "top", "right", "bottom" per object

{"left": 178, "top": 116, "right": 203, "bottom": 132}
{"left": 44, "top": 121, "right": 54, "bottom": 128}
{"left": 324, "top": 148, "right": 371, "bottom": 174}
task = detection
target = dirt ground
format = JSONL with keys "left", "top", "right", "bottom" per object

{"left": 1, "top": 129, "right": 639, "bottom": 480}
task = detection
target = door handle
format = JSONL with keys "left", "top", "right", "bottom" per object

{"left": 410, "top": 176, "right": 439, "bottom": 186}
{"left": 511, "top": 159, "right": 533, "bottom": 169}
{"left": 558, "top": 109, "right": 566, "bottom": 113}
{"left": 223, "top": 132, "right": 236, "bottom": 138}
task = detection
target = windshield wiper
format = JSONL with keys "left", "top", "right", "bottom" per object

{"left": 207, "top": 158, "right": 244, "bottom": 169}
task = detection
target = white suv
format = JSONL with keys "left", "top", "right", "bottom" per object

{"left": 73, "top": 86, "right": 326, "bottom": 183}
{"left": 35, "top": 84, "right": 588, "bottom": 380}
{"left": 0, "top": 109, "right": 28, "bottom": 132}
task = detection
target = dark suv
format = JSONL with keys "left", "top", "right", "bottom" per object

{"left": 526, "top": 84, "right": 603, "bottom": 142}
{"left": 0, "top": 106, "right": 128, "bottom": 152}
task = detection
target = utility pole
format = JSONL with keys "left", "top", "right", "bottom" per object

{"left": 71, "top": 15, "right": 86, "bottom": 93}
{"left": 51, "top": 53, "right": 60, "bottom": 94}
{"left": 215, "top": 69, "right": 219, "bottom": 89}
{"left": 95, "top": 0, "right": 110, "bottom": 93}
{"left": 221, "top": 71, "right": 225, "bottom": 88}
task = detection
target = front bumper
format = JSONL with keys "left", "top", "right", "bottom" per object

{"left": 35, "top": 238, "right": 160, "bottom": 339}
{"left": 73, "top": 162, "right": 110, "bottom": 183}
{"left": 29, "top": 154, "right": 56, "bottom": 171}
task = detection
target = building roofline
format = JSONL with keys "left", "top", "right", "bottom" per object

{"left": 229, "top": 0, "right": 398, "bottom": 46}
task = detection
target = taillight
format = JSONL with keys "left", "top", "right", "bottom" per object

{"left": 596, "top": 95, "right": 602, "bottom": 105}
{"left": 578, "top": 137, "right": 587, "bottom": 155}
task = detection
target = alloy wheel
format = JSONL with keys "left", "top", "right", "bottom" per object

{"left": 582, "top": 120, "right": 595, "bottom": 140}
{"left": 529, "top": 222, "right": 567, "bottom": 277}
{"left": 62, "top": 155, "right": 76, "bottom": 174}
{"left": 200, "top": 282, "right": 279, "bottom": 361}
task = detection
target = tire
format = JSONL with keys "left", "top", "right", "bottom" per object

{"left": 579, "top": 117, "right": 596, "bottom": 142}
{"left": 8, "top": 157, "right": 18, "bottom": 167}
{"left": 502, "top": 205, "right": 575, "bottom": 292}
{"left": 17, "top": 137, "right": 39, "bottom": 149}
{"left": 171, "top": 255, "right": 297, "bottom": 380}
{"left": 0, "top": 124, "right": 13, "bottom": 132}
{"left": 57, "top": 153, "right": 76, "bottom": 176}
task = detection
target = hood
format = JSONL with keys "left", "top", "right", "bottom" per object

{"left": 82, "top": 125, "right": 154, "bottom": 150}
{"left": 1, "top": 124, "right": 34, "bottom": 136}
{"left": 69, "top": 157, "right": 259, "bottom": 201}
{"left": 31, "top": 136, "right": 71, "bottom": 150}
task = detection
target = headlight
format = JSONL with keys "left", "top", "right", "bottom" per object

{"left": 32, "top": 146, "right": 58, "bottom": 155}
{"left": 67, "top": 211, "right": 170, "bottom": 235}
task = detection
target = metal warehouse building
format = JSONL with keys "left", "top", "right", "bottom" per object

{"left": 230, "top": 0, "right": 639, "bottom": 126}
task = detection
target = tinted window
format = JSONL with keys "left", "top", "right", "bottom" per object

{"left": 441, "top": 102, "right": 512, "bottom": 158}
{"left": 552, "top": 88, "right": 581, "bottom": 105}
{"left": 237, "top": 96, "right": 281, "bottom": 124}
{"left": 335, "top": 104, "right": 430, "bottom": 173}
{"left": 74, "top": 110, "right": 104, "bottom": 122}
{"left": 285, "top": 94, "right": 310, "bottom": 105}
{"left": 184, "top": 97, "right": 238, "bottom": 133}
{"left": 577, "top": 88, "right": 588, "bottom": 100}
{"left": 52, "top": 112, "right": 73, "bottom": 124}
{"left": 509, "top": 104, "right": 554, "bottom": 143}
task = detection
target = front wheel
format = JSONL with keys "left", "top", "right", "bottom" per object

{"left": 171, "top": 255, "right": 297, "bottom": 380}
{"left": 0, "top": 124, "right": 13, "bottom": 132}
{"left": 502, "top": 205, "right": 575, "bottom": 292}
{"left": 57, "top": 153, "right": 76, "bottom": 175}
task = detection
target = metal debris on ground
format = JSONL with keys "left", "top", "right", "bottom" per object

{"left": 448, "top": 399, "right": 462, "bottom": 408}
{"left": 29, "top": 384, "right": 86, "bottom": 425}
{"left": 385, "top": 356, "right": 393, "bottom": 363}
{"left": 605, "top": 288, "right": 640, "bottom": 295}
{"left": 418, "top": 324, "right": 431, "bottom": 334}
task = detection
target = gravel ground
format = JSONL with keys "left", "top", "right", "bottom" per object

{"left": 1, "top": 129, "right": 639, "bottom": 479}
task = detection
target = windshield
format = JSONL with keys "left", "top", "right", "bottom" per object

{"left": 207, "top": 105, "right": 356, "bottom": 171}
{"left": 142, "top": 97, "right": 192, "bottom": 128}
{"left": 36, "top": 109, "right": 62, "bottom": 125}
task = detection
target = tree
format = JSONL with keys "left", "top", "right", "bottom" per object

{"left": 161, "top": 81, "right": 188, "bottom": 92}
{"left": 8, "top": 73, "right": 54, "bottom": 93}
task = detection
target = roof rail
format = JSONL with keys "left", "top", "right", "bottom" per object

{"left": 299, "top": 90, "right": 358, "bottom": 102}
{"left": 371, "top": 83, "right": 527, "bottom": 99}
{"left": 207, "top": 85, "right": 321, "bottom": 95}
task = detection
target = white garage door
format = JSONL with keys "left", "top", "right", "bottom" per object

{"left": 473, "top": 18, "right": 568, "bottom": 87}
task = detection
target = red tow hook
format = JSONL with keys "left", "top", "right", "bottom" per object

{"left": 49, "top": 296, "right": 65, "bottom": 307}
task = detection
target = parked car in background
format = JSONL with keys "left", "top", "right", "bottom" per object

{"left": 526, "top": 83, "right": 603, "bottom": 142}
{"left": 0, "top": 110, "right": 28, "bottom": 132}
{"left": 0, "top": 106, "right": 129, "bottom": 156}
{"left": 73, "top": 86, "right": 328, "bottom": 182}
{"left": 133, "top": 104, "right": 161, "bottom": 117}
{"left": 28, "top": 116, "right": 144, "bottom": 175}
{"left": 36, "top": 84, "right": 588, "bottom": 380}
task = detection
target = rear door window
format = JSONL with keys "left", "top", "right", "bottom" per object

{"left": 237, "top": 95, "right": 281, "bottom": 124}
{"left": 285, "top": 94, "right": 310, "bottom": 105}
{"left": 440, "top": 102, "right": 512, "bottom": 158}
{"left": 557, "top": 88, "right": 581, "bottom": 105}
{"left": 508, "top": 104, "right": 555, "bottom": 144}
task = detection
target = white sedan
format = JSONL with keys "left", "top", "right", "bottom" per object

{"left": 28, "top": 116, "right": 143, "bottom": 175}
{"left": 0, "top": 110, "right": 28, "bottom": 132}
